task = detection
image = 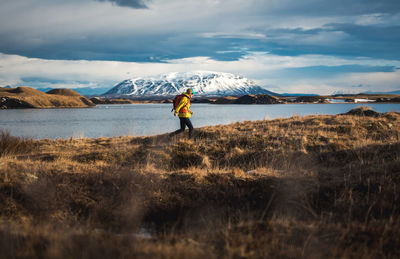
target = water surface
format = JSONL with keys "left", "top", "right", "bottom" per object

{"left": 0, "top": 103, "right": 399, "bottom": 139}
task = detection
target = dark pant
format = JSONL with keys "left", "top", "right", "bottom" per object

{"left": 172, "top": 117, "right": 194, "bottom": 138}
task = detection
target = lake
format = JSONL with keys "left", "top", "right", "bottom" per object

{"left": 0, "top": 103, "right": 399, "bottom": 139}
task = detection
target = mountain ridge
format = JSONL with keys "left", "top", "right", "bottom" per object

{"left": 103, "top": 71, "right": 278, "bottom": 97}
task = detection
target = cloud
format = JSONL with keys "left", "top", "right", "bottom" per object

{"left": 253, "top": 0, "right": 400, "bottom": 16}
{"left": 1, "top": 0, "right": 399, "bottom": 63}
{"left": 0, "top": 0, "right": 399, "bottom": 95}
{"left": 95, "top": 0, "right": 149, "bottom": 8}
{"left": 279, "top": 65, "right": 397, "bottom": 79}
{"left": 202, "top": 32, "right": 267, "bottom": 40}
{"left": 1, "top": 52, "right": 399, "bottom": 95}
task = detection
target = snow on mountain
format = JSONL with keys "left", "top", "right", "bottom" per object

{"left": 361, "top": 90, "right": 400, "bottom": 95}
{"left": 103, "top": 71, "right": 276, "bottom": 97}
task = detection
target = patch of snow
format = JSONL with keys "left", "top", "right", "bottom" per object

{"left": 326, "top": 98, "right": 347, "bottom": 103}
{"left": 104, "top": 71, "right": 274, "bottom": 97}
{"left": 354, "top": 99, "right": 375, "bottom": 103}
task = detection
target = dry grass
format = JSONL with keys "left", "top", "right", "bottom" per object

{"left": 1, "top": 108, "right": 400, "bottom": 258}
{"left": 0, "top": 130, "right": 37, "bottom": 157}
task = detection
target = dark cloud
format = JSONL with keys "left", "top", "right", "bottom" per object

{"left": 21, "top": 77, "right": 90, "bottom": 85}
{"left": 254, "top": 0, "right": 400, "bottom": 16}
{"left": 0, "top": 31, "right": 254, "bottom": 62}
{"left": 2, "top": 22, "right": 400, "bottom": 62}
{"left": 0, "top": 0, "right": 399, "bottom": 63}
{"left": 280, "top": 65, "right": 397, "bottom": 79}
{"left": 95, "top": 0, "right": 149, "bottom": 9}
{"left": 249, "top": 23, "right": 400, "bottom": 59}
{"left": 329, "top": 23, "right": 400, "bottom": 43}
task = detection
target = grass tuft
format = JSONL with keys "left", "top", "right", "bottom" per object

{"left": 0, "top": 130, "right": 36, "bottom": 157}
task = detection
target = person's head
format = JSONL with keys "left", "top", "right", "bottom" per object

{"left": 186, "top": 88, "right": 195, "bottom": 97}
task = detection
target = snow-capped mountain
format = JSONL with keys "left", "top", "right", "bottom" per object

{"left": 103, "top": 71, "right": 276, "bottom": 97}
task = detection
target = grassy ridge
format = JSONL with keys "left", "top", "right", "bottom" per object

{"left": 0, "top": 107, "right": 399, "bottom": 258}
{"left": 0, "top": 87, "right": 95, "bottom": 108}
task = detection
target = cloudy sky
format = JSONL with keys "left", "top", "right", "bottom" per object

{"left": 0, "top": 0, "right": 399, "bottom": 94}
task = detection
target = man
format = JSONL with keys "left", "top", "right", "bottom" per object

{"left": 171, "top": 88, "right": 194, "bottom": 139}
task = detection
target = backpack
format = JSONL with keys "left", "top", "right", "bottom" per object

{"left": 171, "top": 94, "right": 183, "bottom": 112}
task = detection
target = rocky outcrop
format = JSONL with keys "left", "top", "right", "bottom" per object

{"left": 0, "top": 97, "right": 35, "bottom": 109}
{"left": 343, "top": 107, "right": 381, "bottom": 117}
{"left": 375, "top": 97, "right": 400, "bottom": 103}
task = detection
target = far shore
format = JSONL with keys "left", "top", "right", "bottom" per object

{"left": 92, "top": 93, "right": 400, "bottom": 105}
{"left": 1, "top": 85, "right": 399, "bottom": 109}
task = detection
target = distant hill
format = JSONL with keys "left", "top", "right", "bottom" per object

{"left": 47, "top": 89, "right": 82, "bottom": 96}
{"left": 280, "top": 93, "right": 319, "bottom": 97}
{"left": 0, "top": 87, "right": 95, "bottom": 109}
{"left": 37, "top": 87, "right": 112, "bottom": 96}
{"left": 36, "top": 87, "right": 53, "bottom": 93}
{"left": 214, "top": 94, "right": 283, "bottom": 104}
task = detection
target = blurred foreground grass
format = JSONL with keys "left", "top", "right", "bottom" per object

{"left": 1, "top": 107, "right": 399, "bottom": 258}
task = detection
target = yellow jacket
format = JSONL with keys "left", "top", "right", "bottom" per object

{"left": 174, "top": 94, "right": 192, "bottom": 118}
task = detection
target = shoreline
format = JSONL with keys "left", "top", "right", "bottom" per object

{"left": 1, "top": 105, "right": 400, "bottom": 140}
{"left": 1, "top": 101, "right": 400, "bottom": 111}
{"left": 1, "top": 87, "right": 399, "bottom": 109}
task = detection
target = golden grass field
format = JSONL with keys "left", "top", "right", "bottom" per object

{"left": 0, "top": 107, "right": 399, "bottom": 258}
{"left": 0, "top": 87, "right": 95, "bottom": 108}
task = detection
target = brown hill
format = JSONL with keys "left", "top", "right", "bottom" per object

{"left": 46, "top": 89, "right": 82, "bottom": 96}
{"left": 295, "top": 96, "right": 326, "bottom": 103}
{"left": 213, "top": 96, "right": 241, "bottom": 104}
{"left": 234, "top": 94, "right": 282, "bottom": 104}
{"left": 0, "top": 86, "right": 95, "bottom": 109}
{"left": 1, "top": 86, "right": 44, "bottom": 96}
{"left": 213, "top": 95, "right": 283, "bottom": 104}
{"left": 90, "top": 97, "right": 138, "bottom": 104}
